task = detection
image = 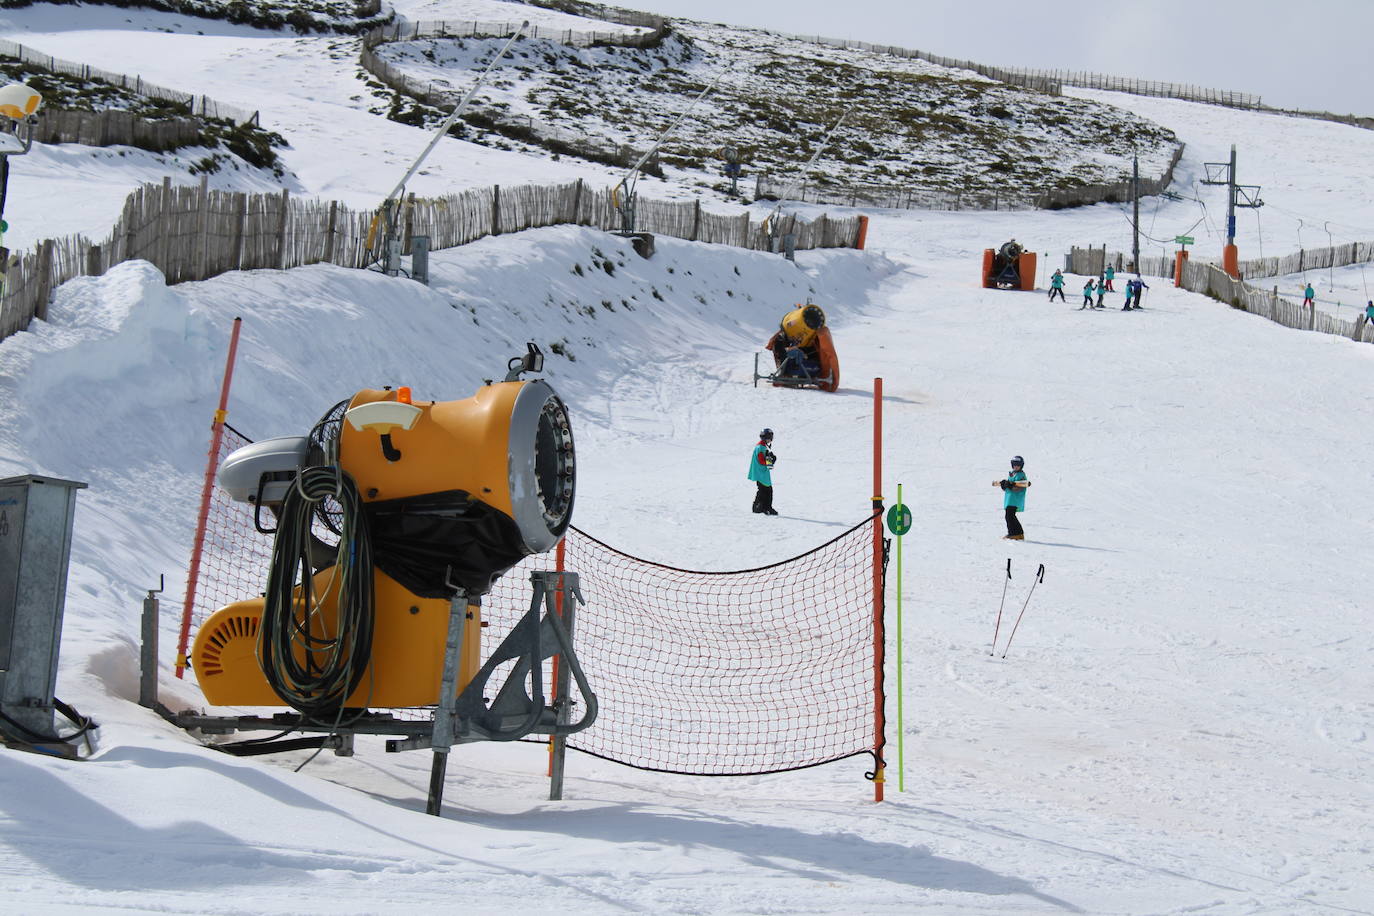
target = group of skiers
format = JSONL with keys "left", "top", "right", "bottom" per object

{"left": 1049, "top": 267, "right": 1148, "bottom": 310}
{"left": 747, "top": 430, "right": 1034, "bottom": 540}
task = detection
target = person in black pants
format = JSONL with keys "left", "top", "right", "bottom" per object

{"left": 992, "top": 456, "right": 1031, "bottom": 540}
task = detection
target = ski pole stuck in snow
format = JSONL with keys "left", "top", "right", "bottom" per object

{"left": 989, "top": 557, "right": 1011, "bottom": 656}
{"left": 1001, "top": 563, "right": 1045, "bottom": 659}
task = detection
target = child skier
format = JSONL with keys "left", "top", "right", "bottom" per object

{"left": 1048, "top": 270, "right": 1066, "bottom": 302}
{"left": 749, "top": 428, "right": 778, "bottom": 515}
{"left": 993, "top": 456, "right": 1031, "bottom": 540}
{"left": 1303, "top": 283, "right": 1315, "bottom": 309}
{"left": 1081, "top": 279, "right": 1095, "bottom": 310}
{"left": 1095, "top": 277, "right": 1108, "bottom": 308}
{"left": 1104, "top": 264, "right": 1116, "bottom": 291}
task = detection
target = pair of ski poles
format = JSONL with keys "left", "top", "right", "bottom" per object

{"left": 989, "top": 559, "right": 1045, "bottom": 658}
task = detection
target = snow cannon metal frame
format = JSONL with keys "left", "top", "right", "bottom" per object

{"left": 753, "top": 303, "right": 840, "bottom": 392}
{"left": 982, "top": 243, "right": 1037, "bottom": 291}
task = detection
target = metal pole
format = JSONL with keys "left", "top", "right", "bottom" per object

{"left": 139, "top": 576, "right": 163, "bottom": 709}
{"left": 894, "top": 483, "right": 904, "bottom": 793}
{"left": 427, "top": 587, "right": 471, "bottom": 817}
{"left": 871, "top": 377, "right": 885, "bottom": 802}
{"left": 381, "top": 24, "right": 528, "bottom": 207}
{"left": 548, "top": 570, "right": 580, "bottom": 801}
{"left": 1132, "top": 153, "right": 1140, "bottom": 270}
{"left": 1226, "top": 144, "right": 1237, "bottom": 247}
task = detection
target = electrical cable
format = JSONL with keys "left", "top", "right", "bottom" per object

{"left": 0, "top": 697, "right": 97, "bottom": 744}
{"left": 256, "top": 464, "right": 375, "bottom": 726}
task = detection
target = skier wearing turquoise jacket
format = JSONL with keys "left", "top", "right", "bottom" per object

{"left": 1365, "top": 300, "right": 1373, "bottom": 321}
{"left": 1104, "top": 264, "right": 1116, "bottom": 291}
{"left": 748, "top": 428, "right": 778, "bottom": 515}
{"left": 992, "top": 455, "right": 1031, "bottom": 540}
{"left": 1048, "top": 269, "right": 1066, "bottom": 302}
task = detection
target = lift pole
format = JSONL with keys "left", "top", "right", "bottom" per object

{"left": 368, "top": 23, "right": 528, "bottom": 272}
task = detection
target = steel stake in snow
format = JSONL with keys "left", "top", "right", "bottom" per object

{"left": 1001, "top": 563, "right": 1045, "bottom": 659}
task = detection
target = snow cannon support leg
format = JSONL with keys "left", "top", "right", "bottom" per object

{"left": 982, "top": 249, "right": 995, "bottom": 289}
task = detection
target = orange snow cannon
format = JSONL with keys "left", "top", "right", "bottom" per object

{"left": 755, "top": 303, "right": 840, "bottom": 392}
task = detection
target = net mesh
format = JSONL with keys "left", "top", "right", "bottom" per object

{"left": 178, "top": 425, "right": 884, "bottom": 776}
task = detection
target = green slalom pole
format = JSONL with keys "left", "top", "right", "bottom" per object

{"left": 895, "top": 482, "right": 905, "bottom": 792}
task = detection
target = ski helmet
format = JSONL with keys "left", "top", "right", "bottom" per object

{"left": 1010, "top": 455, "right": 1024, "bottom": 467}
{"left": 760, "top": 428, "right": 774, "bottom": 441}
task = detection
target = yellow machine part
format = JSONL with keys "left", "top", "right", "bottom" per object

{"left": 779, "top": 304, "right": 826, "bottom": 350}
{"left": 191, "top": 567, "right": 483, "bottom": 708}
{"left": 342, "top": 384, "right": 520, "bottom": 512}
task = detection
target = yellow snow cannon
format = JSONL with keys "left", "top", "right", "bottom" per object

{"left": 755, "top": 303, "right": 840, "bottom": 392}
{"left": 192, "top": 344, "right": 578, "bottom": 715}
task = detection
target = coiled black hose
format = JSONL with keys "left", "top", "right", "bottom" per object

{"left": 257, "top": 465, "right": 374, "bottom": 723}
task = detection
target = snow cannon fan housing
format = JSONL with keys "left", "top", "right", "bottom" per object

{"left": 340, "top": 377, "right": 575, "bottom": 596}
{"left": 779, "top": 304, "right": 826, "bottom": 349}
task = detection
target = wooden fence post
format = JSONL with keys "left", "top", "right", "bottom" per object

{"left": 231, "top": 192, "right": 247, "bottom": 271}
{"left": 34, "top": 239, "right": 54, "bottom": 322}
{"left": 325, "top": 200, "right": 338, "bottom": 265}
{"left": 159, "top": 176, "right": 172, "bottom": 278}
{"left": 571, "top": 178, "right": 583, "bottom": 225}
{"left": 196, "top": 173, "right": 210, "bottom": 281}
{"left": 491, "top": 185, "right": 501, "bottom": 236}
{"left": 86, "top": 244, "right": 101, "bottom": 278}
{"left": 276, "top": 188, "right": 290, "bottom": 270}
{"left": 690, "top": 199, "right": 701, "bottom": 242}
{"left": 404, "top": 192, "right": 415, "bottom": 254}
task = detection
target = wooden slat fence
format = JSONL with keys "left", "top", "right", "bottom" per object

{"left": 393, "top": 16, "right": 663, "bottom": 47}
{"left": 0, "top": 178, "right": 862, "bottom": 344}
{"left": 1005, "top": 68, "right": 1260, "bottom": 109}
{"left": 32, "top": 109, "right": 203, "bottom": 151}
{"left": 521, "top": 0, "right": 666, "bottom": 31}
{"left": 0, "top": 38, "right": 258, "bottom": 125}
{"left": 1179, "top": 259, "right": 1374, "bottom": 343}
{"left": 1065, "top": 247, "right": 1174, "bottom": 279}
{"left": 758, "top": 144, "right": 1183, "bottom": 214}
{"left": 1231, "top": 240, "right": 1374, "bottom": 281}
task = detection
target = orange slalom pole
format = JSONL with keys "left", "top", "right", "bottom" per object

{"left": 175, "top": 316, "right": 243, "bottom": 678}
{"left": 872, "top": 377, "right": 886, "bottom": 802}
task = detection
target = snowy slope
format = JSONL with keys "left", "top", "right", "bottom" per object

{"left": 1, "top": 3, "right": 1373, "bottom": 914}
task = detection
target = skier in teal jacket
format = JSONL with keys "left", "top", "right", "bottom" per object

{"left": 749, "top": 428, "right": 778, "bottom": 515}
{"left": 1048, "top": 270, "right": 1066, "bottom": 302}
{"left": 992, "top": 455, "right": 1030, "bottom": 540}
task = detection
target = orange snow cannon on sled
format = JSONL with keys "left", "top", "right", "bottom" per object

{"left": 754, "top": 303, "right": 840, "bottom": 392}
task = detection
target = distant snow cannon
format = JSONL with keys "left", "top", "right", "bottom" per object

{"left": 983, "top": 239, "right": 1037, "bottom": 291}
{"left": 190, "top": 345, "right": 589, "bottom": 732}
{"left": 754, "top": 303, "right": 840, "bottom": 392}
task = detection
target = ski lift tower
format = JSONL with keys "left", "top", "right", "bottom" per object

{"left": 1202, "top": 144, "right": 1263, "bottom": 278}
{"left": 0, "top": 82, "right": 43, "bottom": 293}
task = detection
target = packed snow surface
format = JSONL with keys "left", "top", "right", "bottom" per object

{"left": 1, "top": 4, "right": 1372, "bottom": 914}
